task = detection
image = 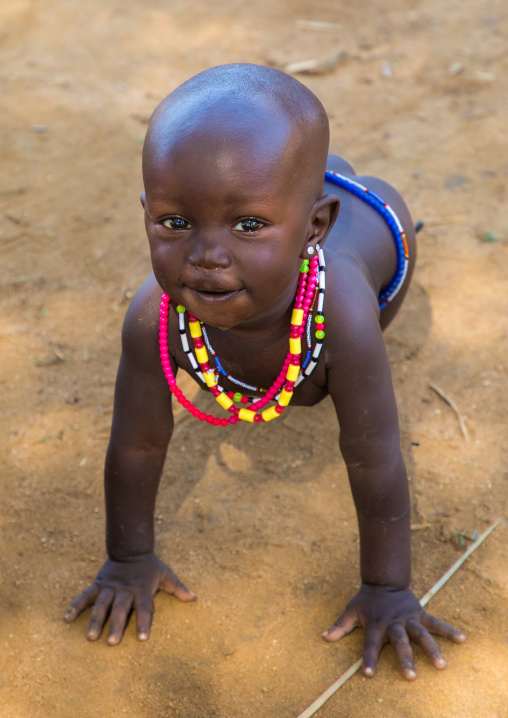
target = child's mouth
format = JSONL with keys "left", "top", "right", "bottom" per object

{"left": 188, "top": 287, "right": 243, "bottom": 303}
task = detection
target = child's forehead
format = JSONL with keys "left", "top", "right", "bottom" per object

{"left": 145, "top": 109, "right": 306, "bottom": 195}
{"left": 147, "top": 99, "right": 298, "bottom": 165}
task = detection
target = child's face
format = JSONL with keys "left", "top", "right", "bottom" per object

{"left": 142, "top": 129, "right": 316, "bottom": 331}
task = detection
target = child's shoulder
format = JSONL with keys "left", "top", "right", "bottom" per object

{"left": 121, "top": 274, "right": 163, "bottom": 365}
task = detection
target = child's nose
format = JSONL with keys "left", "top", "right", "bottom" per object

{"left": 188, "top": 231, "right": 231, "bottom": 271}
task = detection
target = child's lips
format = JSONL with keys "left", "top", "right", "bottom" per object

{"left": 188, "top": 286, "right": 244, "bottom": 303}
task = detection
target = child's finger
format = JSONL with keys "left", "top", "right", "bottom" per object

{"left": 160, "top": 568, "right": 197, "bottom": 602}
{"left": 421, "top": 613, "right": 466, "bottom": 643}
{"left": 64, "top": 584, "right": 100, "bottom": 622}
{"left": 106, "top": 590, "right": 134, "bottom": 646}
{"left": 86, "top": 587, "right": 115, "bottom": 641}
{"left": 406, "top": 618, "right": 446, "bottom": 669}
{"left": 361, "top": 626, "right": 384, "bottom": 677}
{"left": 387, "top": 623, "right": 417, "bottom": 680}
{"left": 134, "top": 594, "right": 154, "bottom": 641}
{"left": 321, "top": 609, "right": 359, "bottom": 642}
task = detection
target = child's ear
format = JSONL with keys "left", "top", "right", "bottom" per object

{"left": 300, "top": 194, "right": 340, "bottom": 259}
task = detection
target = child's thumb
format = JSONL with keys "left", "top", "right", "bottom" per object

{"left": 160, "top": 568, "right": 197, "bottom": 602}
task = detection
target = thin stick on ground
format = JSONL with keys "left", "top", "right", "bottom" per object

{"left": 296, "top": 518, "right": 502, "bottom": 718}
{"left": 429, "top": 381, "right": 469, "bottom": 442}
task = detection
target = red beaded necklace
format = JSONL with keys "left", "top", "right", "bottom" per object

{"left": 159, "top": 253, "right": 324, "bottom": 425}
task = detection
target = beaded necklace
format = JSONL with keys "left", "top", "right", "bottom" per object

{"left": 159, "top": 249, "right": 326, "bottom": 425}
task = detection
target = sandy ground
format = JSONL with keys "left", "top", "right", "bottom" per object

{"left": 1, "top": 0, "right": 507, "bottom": 716}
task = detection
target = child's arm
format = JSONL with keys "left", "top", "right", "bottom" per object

{"left": 64, "top": 277, "right": 195, "bottom": 644}
{"left": 322, "top": 266, "right": 465, "bottom": 679}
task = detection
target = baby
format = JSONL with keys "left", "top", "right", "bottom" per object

{"left": 64, "top": 63, "right": 465, "bottom": 680}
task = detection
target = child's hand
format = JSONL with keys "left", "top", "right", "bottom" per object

{"left": 63, "top": 553, "right": 196, "bottom": 645}
{"left": 322, "top": 584, "right": 466, "bottom": 680}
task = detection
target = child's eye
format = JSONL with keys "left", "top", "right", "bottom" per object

{"left": 162, "top": 217, "right": 191, "bottom": 230}
{"left": 233, "top": 219, "right": 264, "bottom": 232}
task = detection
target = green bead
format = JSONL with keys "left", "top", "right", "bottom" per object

{"left": 315, "top": 330, "right": 325, "bottom": 340}
{"left": 233, "top": 392, "right": 243, "bottom": 402}
{"left": 301, "top": 266, "right": 309, "bottom": 273}
{"left": 300, "top": 260, "right": 309, "bottom": 271}
{"left": 176, "top": 305, "right": 186, "bottom": 313}
{"left": 315, "top": 315, "right": 324, "bottom": 324}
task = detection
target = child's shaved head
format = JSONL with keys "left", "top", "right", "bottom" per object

{"left": 143, "top": 63, "right": 330, "bottom": 203}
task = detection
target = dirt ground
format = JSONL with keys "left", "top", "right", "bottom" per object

{"left": 1, "top": 0, "right": 507, "bottom": 716}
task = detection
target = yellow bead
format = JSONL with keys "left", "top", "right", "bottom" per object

{"left": 291, "top": 308, "right": 304, "bottom": 327}
{"left": 278, "top": 389, "right": 293, "bottom": 407}
{"left": 195, "top": 346, "right": 208, "bottom": 364}
{"left": 205, "top": 372, "right": 218, "bottom": 388}
{"left": 289, "top": 337, "right": 301, "bottom": 355}
{"left": 286, "top": 364, "right": 299, "bottom": 382}
{"left": 261, "top": 406, "right": 279, "bottom": 422}
{"left": 216, "top": 392, "right": 233, "bottom": 410}
{"left": 238, "top": 408, "right": 256, "bottom": 423}
{"left": 189, "top": 321, "right": 202, "bottom": 338}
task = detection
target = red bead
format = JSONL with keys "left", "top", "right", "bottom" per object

{"left": 220, "top": 418, "right": 228, "bottom": 427}
{"left": 228, "top": 406, "right": 236, "bottom": 413}
{"left": 228, "top": 416, "right": 238, "bottom": 424}
{"left": 194, "top": 339, "right": 204, "bottom": 348}
{"left": 241, "top": 395, "right": 249, "bottom": 404}
{"left": 202, "top": 363, "right": 210, "bottom": 372}
{"left": 316, "top": 323, "right": 324, "bottom": 330}
{"left": 192, "top": 408, "right": 200, "bottom": 417}
{"left": 183, "top": 399, "right": 191, "bottom": 409}
{"left": 206, "top": 415, "right": 214, "bottom": 424}
{"left": 213, "top": 417, "right": 220, "bottom": 426}
{"left": 284, "top": 383, "right": 293, "bottom": 392}
{"left": 275, "top": 405, "right": 284, "bottom": 414}
{"left": 254, "top": 414, "right": 262, "bottom": 422}
{"left": 303, "top": 298, "right": 311, "bottom": 307}
{"left": 227, "top": 391, "right": 234, "bottom": 399}
{"left": 199, "top": 412, "right": 207, "bottom": 421}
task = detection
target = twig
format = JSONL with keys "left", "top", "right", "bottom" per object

{"left": 429, "top": 382, "right": 469, "bottom": 442}
{"left": 296, "top": 519, "right": 501, "bottom": 718}
{"left": 284, "top": 51, "right": 347, "bottom": 76}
